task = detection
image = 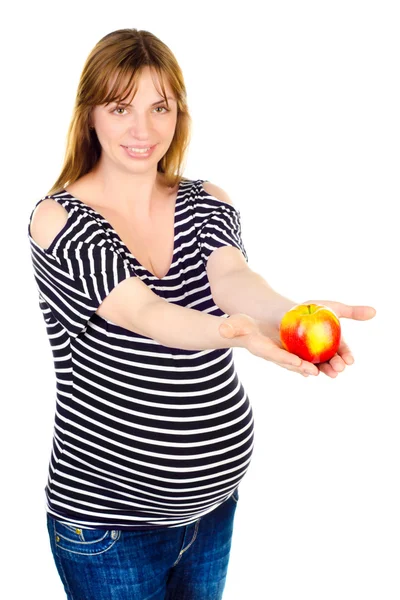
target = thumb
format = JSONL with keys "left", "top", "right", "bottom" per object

{"left": 219, "top": 322, "right": 235, "bottom": 338}
{"left": 220, "top": 321, "right": 253, "bottom": 338}
{"left": 333, "top": 303, "right": 377, "bottom": 320}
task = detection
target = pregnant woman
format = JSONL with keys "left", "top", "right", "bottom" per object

{"left": 27, "top": 27, "right": 376, "bottom": 600}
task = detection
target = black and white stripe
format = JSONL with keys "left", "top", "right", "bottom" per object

{"left": 27, "top": 178, "right": 255, "bottom": 530}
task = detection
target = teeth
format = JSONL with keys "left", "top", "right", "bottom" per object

{"left": 126, "top": 146, "right": 151, "bottom": 153}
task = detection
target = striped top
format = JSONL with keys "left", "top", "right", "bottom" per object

{"left": 27, "top": 177, "right": 255, "bottom": 530}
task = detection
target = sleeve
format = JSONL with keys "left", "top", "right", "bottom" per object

{"left": 197, "top": 183, "right": 249, "bottom": 268}
{"left": 28, "top": 199, "right": 137, "bottom": 339}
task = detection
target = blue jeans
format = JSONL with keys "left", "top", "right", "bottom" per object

{"left": 46, "top": 488, "right": 239, "bottom": 600}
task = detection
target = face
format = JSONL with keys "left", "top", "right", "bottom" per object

{"left": 90, "top": 66, "right": 178, "bottom": 172}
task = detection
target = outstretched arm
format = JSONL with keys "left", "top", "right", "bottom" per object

{"left": 202, "top": 182, "right": 376, "bottom": 379}
{"left": 213, "top": 266, "right": 376, "bottom": 378}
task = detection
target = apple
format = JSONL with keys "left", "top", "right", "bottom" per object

{"left": 279, "top": 303, "right": 341, "bottom": 364}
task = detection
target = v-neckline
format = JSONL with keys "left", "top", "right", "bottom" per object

{"left": 61, "top": 179, "right": 184, "bottom": 281}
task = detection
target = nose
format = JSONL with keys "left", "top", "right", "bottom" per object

{"left": 127, "top": 112, "right": 153, "bottom": 139}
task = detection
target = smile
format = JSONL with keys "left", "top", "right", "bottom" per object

{"left": 121, "top": 145, "right": 157, "bottom": 159}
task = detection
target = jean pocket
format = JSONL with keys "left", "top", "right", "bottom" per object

{"left": 52, "top": 518, "right": 121, "bottom": 556}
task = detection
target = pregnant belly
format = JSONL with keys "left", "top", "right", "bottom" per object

{"left": 49, "top": 387, "right": 255, "bottom": 529}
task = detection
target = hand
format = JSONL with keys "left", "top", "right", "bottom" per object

{"left": 219, "top": 313, "right": 321, "bottom": 378}
{"left": 299, "top": 300, "right": 376, "bottom": 378}
{"left": 219, "top": 301, "right": 377, "bottom": 379}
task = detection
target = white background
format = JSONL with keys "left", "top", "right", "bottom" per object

{"left": 2, "top": 0, "right": 398, "bottom": 598}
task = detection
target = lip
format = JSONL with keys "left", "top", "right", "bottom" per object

{"left": 121, "top": 144, "right": 157, "bottom": 159}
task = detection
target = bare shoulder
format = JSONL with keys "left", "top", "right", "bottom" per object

{"left": 30, "top": 198, "right": 68, "bottom": 250}
{"left": 202, "top": 181, "right": 235, "bottom": 206}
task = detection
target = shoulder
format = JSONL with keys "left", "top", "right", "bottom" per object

{"left": 201, "top": 181, "right": 235, "bottom": 206}
{"left": 30, "top": 198, "right": 69, "bottom": 250}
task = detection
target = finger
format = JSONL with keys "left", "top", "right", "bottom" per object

{"left": 318, "top": 362, "right": 339, "bottom": 378}
{"left": 265, "top": 345, "right": 319, "bottom": 376}
{"left": 334, "top": 303, "right": 376, "bottom": 320}
{"left": 345, "top": 305, "right": 376, "bottom": 321}
{"left": 283, "top": 364, "right": 310, "bottom": 377}
{"left": 287, "top": 364, "right": 318, "bottom": 377}
{"left": 248, "top": 335, "right": 320, "bottom": 376}
{"left": 305, "top": 301, "right": 376, "bottom": 321}
{"left": 280, "top": 361, "right": 319, "bottom": 378}
{"left": 219, "top": 322, "right": 251, "bottom": 338}
{"left": 252, "top": 336, "right": 303, "bottom": 368}
{"left": 262, "top": 340, "right": 319, "bottom": 375}
{"left": 337, "top": 337, "right": 355, "bottom": 365}
{"left": 219, "top": 323, "right": 234, "bottom": 338}
{"left": 328, "top": 354, "right": 346, "bottom": 372}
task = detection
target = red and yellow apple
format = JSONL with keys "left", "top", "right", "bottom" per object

{"left": 279, "top": 303, "right": 341, "bottom": 364}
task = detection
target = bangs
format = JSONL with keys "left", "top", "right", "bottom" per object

{"left": 98, "top": 63, "right": 171, "bottom": 108}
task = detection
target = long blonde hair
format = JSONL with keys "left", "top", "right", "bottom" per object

{"left": 46, "top": 28, "right": 192, "bottom": 195}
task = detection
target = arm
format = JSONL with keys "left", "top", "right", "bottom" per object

{"left": 211, "top": 267, "right": 298, "bottom": 338}
{"left": 202, "top": 182, "right": 377, "bottom": 378}
{"left": 201, "top": 181, "right": 297, "bottom": 335}
{"left": 132, "top": 296, "right": 246, "bottom": 351}
{"left": 96, "top": 274, "right": 247, "bottom": 350}
{"left": 30, "top": 199, "right": 245, "bottom": 352}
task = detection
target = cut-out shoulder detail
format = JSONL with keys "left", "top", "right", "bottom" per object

{"left": 197, "top": 179, "right": 241, "bottom": 214}
{"left": 201, "top": 181, "right": 234, "bottom": 206}
{"left": 29, "top": 198, "right": 69, "bottom": 253}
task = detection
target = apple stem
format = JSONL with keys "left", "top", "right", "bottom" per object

{"left": 308, "top": 305, "right": 311, "bottom": 313}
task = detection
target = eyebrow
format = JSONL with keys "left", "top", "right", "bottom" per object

{"left": 116, "top": 97, "right": 176, "bottom": 107}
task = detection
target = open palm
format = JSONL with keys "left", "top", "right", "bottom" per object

{"left": 300, "top": 300, "right": 376, "bottom": 377}
{"left": 219, "top": 301, "right": 376, "bottom": 379}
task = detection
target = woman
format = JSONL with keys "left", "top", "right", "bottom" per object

{"left": 27, "top": 28, "right": 376, "bottom": 600}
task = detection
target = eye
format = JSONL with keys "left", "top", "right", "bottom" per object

{"left": 112, "top": 106, "right": 170, "bottom": 115}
